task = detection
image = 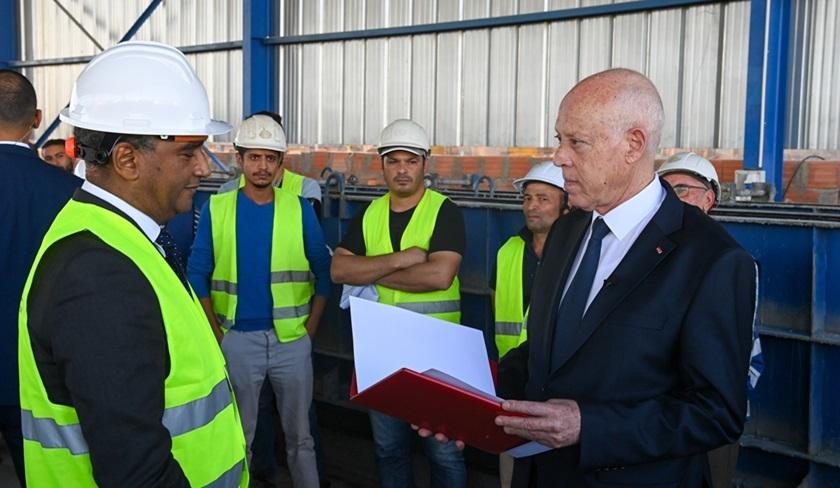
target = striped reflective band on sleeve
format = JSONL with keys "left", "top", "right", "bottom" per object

{"left": 272, "top": 303, "right": 311, "bottom": 320}
{"left": 270, "top": 271, "right": 312, "bottom": 283}
{"left": 395, "top": 300, "right": 460, "bottom": 315}
{"left": 162, "top": 379, "right": 233, "bottom": 437}
{"left": 211, "top": 280, "right": 238, "bottom": 295}
{"left": 216, "top": 314, "right": 234, "bottom": 330}
{"left": 21, "top": 409, "right": 89, "bottom": 455}
{"left": 495, "top": 321, "right": 523, "bottom": 336}
{"left": 206, "top": 459, "right": 245, "bottom": 488}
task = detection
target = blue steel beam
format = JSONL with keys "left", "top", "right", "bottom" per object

{"left": 35, "top": 0, "right": 164, "bottom": 148}
{"left": 243, "top": 0, "right": 275, "bottom": 117}
{"left": 743, "top": 0, "right": 792, "bottom": 202}
{"left": 0, "top": 0, "right": 19, "bottom": 68}
{"left": 9, "top": 41, "right": 243, "bottom": 68}
{"left": 120, "top": 0, "right": 164, "bottom": 43}
{"left": 264, "top": 0, "right": 725, "bottom": 45}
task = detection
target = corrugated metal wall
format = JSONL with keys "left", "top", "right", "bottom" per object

{"left": 276, "top": 0, "right": 752, "bottom": 149}
{"left": 787, "top": 0, "right": 840, "bottom": 150}
{"left": 14, "top": 0, "right": 840, "bottom": 151}
{"left": 19, "top": 0, "right": 243, "bottom": 142}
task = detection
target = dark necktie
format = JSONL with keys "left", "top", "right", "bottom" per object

{"left": 155, "top": 229, "right": 190, "bottom": 292}
{"left": 551, "top": 217, "right": 611, "bottom": 370}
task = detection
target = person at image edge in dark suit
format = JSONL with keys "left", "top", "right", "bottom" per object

{"left": 0, "top": 68, "right": 81, "bottom": 487}
{"left": 420, "top": 68, "right": 756, "bottom": 487}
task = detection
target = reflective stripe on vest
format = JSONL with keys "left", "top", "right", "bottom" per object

{"left": 22, "top": 377, "right": 233, "bottom": 450}
{"left": 494, "top": 235, "right": 528, "bottom": 358}
{"left": 396, "top": 300, "right": 460, "bottom": 315}
{"left": 362, "top": 189, "right": 461, "bottom": 324}
{"left": 21, "top": 409, "right": 88, "bottom": 455}
{"left": 270, "top": 270, "right": 312, "bottom": 283}
{"left": 18, "top": 200, "right": 247, "bottom": 487}
{"left": 208, "top": 460, "right": 247, "bottom": 488}
{"left": 162, "top": 379, "right": 232, "bottom": 437}
{"left": 212, "top": 279, "right": 238, "bottom": 295}
{"left": 495, "top": 321, "right": 524, "bottom": 337}
{"left": 209, "top": 189, "right": 314, "bottom": 342}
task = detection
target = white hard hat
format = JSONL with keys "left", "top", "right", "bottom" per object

{"left": 513, "top": 161, "right": 566, "bottom": 192}
{"left": 60, "top": 41, "right": 231, "bottom": 136}
{"left": 234, "top": 114, "right": 287, "bottom": 152}
{"left": 377, "top": 119, "right": 430, "bottom": 157}
{"left": 658, "top": 152, "right": 721, "bottom": 202}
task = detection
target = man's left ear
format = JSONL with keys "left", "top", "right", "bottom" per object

{"left": 625, "top": 127, "right": 647, "bottom": 164}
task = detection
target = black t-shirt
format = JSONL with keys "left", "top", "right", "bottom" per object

{"left": 339, "top": 197, "right": 465, "bottom": 256}
{"left": 489, "top": 227, "right": 540, "bottom": 312}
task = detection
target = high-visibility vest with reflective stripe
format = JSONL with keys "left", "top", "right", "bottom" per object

{"left": 209, "top": 189, "right": 313, "bottom": 342}
{"left": 281, "top": 169, "right": 305, "bottom": 196}
{"left": 237, "top": 169, "right": 305, "bottom": 196}
{"left": 362, "top": 190, "right": 461, "bottom": 323}
{"left": 18, "top": 199, "right": 248, "bottom": 488}
{"left": 494, "top": 236, "right": 529, "bottom": 358}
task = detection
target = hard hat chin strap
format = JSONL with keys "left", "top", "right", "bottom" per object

{"left": 74, "top": 132, "right": 123, "bottom": 165}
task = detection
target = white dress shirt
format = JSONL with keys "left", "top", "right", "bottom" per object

{"left": 81, "top": 180, "right": 165, "bottom": 255}
{"left": 561, "top": 176, "right": 667, "bottom": 311}
{"left": 0, "top": 141, "right": 33, "bottom": 149}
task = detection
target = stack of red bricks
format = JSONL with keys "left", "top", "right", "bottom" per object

{"left": 207, "top": 144, "right": 840, "bottom": 204}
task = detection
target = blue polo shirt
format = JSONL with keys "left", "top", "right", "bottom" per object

{"left": 187, "top": 192, "right": 332, "bottom": 331}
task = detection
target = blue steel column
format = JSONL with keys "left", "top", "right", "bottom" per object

{"left": 243, "top": 0, "right": 276, "bottom": 117}
{"left": 0, "top": 0, "right": 20, "bottom": 68}
{"left": 743, "top": 0, "right": 792, "bottom": 202}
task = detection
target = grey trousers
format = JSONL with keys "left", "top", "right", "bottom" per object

{"left": 221, "top": 329, "right": 319, "bottom": 488}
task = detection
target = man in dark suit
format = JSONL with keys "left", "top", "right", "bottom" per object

{"left": 0, "top": 69, "right": 81, "bottom": 486}
{"left": 490, "top": 69, "right": 757, "bottom": 486}
{"left": 17, "top": 42, "right": 247, "bottom": 487}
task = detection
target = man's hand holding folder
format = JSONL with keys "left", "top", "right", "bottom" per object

{"left": 349, "top": 297, "right": 552, "bottom": 455}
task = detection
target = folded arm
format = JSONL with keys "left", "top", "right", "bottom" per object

{"left": 330, "top": 246, "right": 427, "bottom": 286}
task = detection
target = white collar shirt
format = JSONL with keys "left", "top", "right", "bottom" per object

{"left": 81, "top": 180, "right": 165, "bottom": 256}
{"left": 561, "top": 176, "right": 667, "bottom": 311}
{"left": 0, "top": 141, "right": 34, "bottom": 149}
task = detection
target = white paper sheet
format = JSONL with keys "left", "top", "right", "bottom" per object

{"left": 349, "top": 296, "right": 496, "bottom": 396}
{"left": 504, "top": 441, "right": 552, "bottom": 458}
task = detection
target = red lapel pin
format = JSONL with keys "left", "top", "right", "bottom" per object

{"left": 655, "top": 246, "right": 664, "bottom": 255}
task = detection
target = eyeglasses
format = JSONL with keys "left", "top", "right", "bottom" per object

{"left": 672, "top": 184, "right": 710, "bottom": 197}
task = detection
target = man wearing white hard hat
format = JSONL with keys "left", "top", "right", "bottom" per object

{"left": 492, "top": 161, "right": 569, "bottom": 488}
{"left": 188, "top": 112, "right": 330, "bottom": 488}
{"left": 18, "top": 42, "right": 247, "bottom": 487}
{"left": 218, "top": 111, "right": 322, "bottom": 212}
{"left": 492, "top": 161, "right": 569, "bottom": 360}
{"left": 331, "top": 118, "right": 467, "bottom": 487}
{"left": 657, "top": 151, "right": 721, "bottom": 213}
{"left": 658, "top": 152, "right": 764, "bottom": 488}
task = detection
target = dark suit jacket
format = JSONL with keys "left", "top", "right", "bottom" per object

{"left": 0, "top": 143, "right": 80, "bottom": 405}
{"left": 499, "top": 183, "right": 756, "bottom": 487}
{"left": 25, "top": 190, "right": 190, "bottom": 487}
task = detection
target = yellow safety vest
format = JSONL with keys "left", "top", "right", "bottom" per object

{"left": 281, "top": 169, "right": 305, "bottom": 196}
{"left": 362, "top": 189, "right": 461, "bottom": 323}
{"left": 237, "top": 169, "right": 305, "bottom": 196}
{"left": 494, "top": 236, "right": 529, "bottom": 358}
{"left": 209, "top": 189, "right": 313, "bottom": 342}
{"left": 18, "top": 200, "right": 247, "bottom": 487}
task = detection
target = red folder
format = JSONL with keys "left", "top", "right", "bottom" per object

{"left": 350, "top": 368, "right": 528, "bottom": 454}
